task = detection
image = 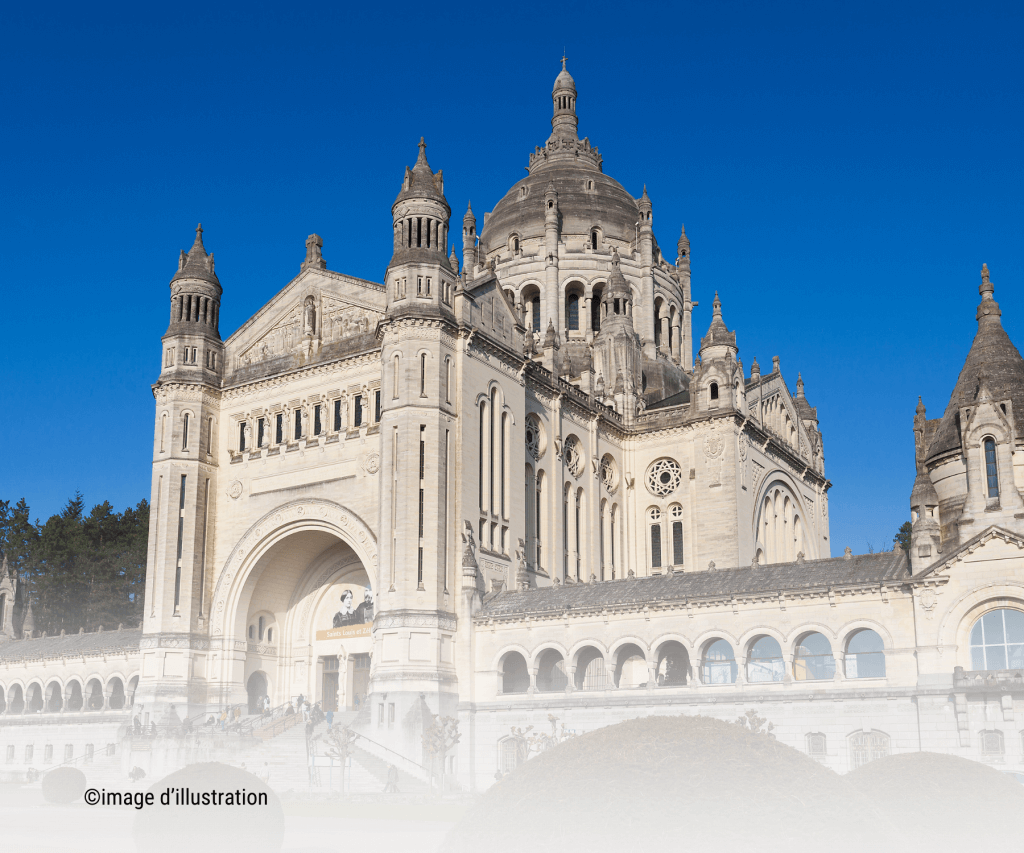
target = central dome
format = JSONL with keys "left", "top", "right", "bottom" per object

{"left": 479, "top": 61, "right": 642, "bottom": 256}
{"left": 480, "top": 165, "right": 641, "bottom": 256}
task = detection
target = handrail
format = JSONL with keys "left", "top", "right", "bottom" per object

{"left": 349, "top": 730, "right": 430, "bottom": 774}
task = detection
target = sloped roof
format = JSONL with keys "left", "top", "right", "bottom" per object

{"left": 0, "top": 629, "right": 142, "bottom": 662}
{"left": 479, "top": 551, "right": 909, "bottom": 619}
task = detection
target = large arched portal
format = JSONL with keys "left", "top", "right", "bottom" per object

{"left": 210, "top": 501, "right": 378, "bottom": 714}
{"left": 246, "top": 671, "right": 268, "bottom": 714}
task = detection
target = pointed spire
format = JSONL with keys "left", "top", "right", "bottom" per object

{"left": 977, "top": 262, "right": 1002, "bottom": 325}
{"left": 416, "top": 137, "right": 428, "bottom": 167}
{"left": 712, "top": 291, "right": 722, "bottom": 319}
{"left": 796, "top": 372, "right": 805, "bottom": 399}
{"left": 916, "top": 395, "right": 926, "bottom": 416}
{"left": 464, "top": 200, "right": 474, "bottom": 221}
{"left": 192, "top": 223, "right": 205, "bottom": 250}
{"left": 449, "top": 245, "right": 459, "bottom": 274}
{"left": 750, "top": 356, "right": 760, "bottom": 380}
{"left": 980, "top": 263, "right": 993, "bottom": 299}
{"left": 22, "top": 594, "right": 35, "bottom": 639}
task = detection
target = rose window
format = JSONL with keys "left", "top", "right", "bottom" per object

{"left": 646, "top": 458, "right": 682, "bottom": 496}
{"left": 563, "top": 436, "right": 583, "bottom": 477}
{"left": 600, "top": 455, "right": 618, "bottom": 491}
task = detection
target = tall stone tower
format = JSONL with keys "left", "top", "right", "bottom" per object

{"left": 138, "top": 225, "right": 224, "bottom": 714}
{"left": 372, "top": 140, "right": 459, "bottom": 757}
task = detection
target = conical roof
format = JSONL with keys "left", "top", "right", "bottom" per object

{"left": 700, "top": 292, "right": 737, "bottom": 350}
{"left": 171, "top": 224, "right": 219, "bottom": 285}
{"left": 553, "top": 56, "right": 575, "bottom": 93}
{"left": 927, "top": 265, "right": 1024, "bottom": 461}
{"left": 393, "top": 138, "right": 449, "bottom": 210}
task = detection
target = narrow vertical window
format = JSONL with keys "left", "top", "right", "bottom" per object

{"left": 531, "top": 295, "right": 541, "bottom": 333}
{"left": 257, "top": 418, "right": 265, "bottom": 448}
{"left": 275, "top": 413, "right": 283, "bottom": 444}
{"left": 182, "top": 413, "right": 190, "bottom": 450}
{"left": 375, "top": 390, "right": 381, "bottom": 422}
{"left": 610, "top": 505, "right": 616, "bottom": 571}
{"left": 574, "top": 490, "right": 581, "bottom": 578}
{"left": 479, "top": 402, "right": 486, "bottom": 511}
{"left": 444, "top": 358, "right": 451, "bottom": 403}
{"left": 174, "top": 475, "right": 186, "bottom": 612}
{"left": 354, "top": 395, "right": 363, "bottom": 427}
{"left": 258, "top": 616, "right": 265, "bottom": 641}
{"left": 985, "top": 438, "right": 999, "bottom": 498}
{"left": 500, "top": 414, "right": 508, "bottom": 518}
{"left": 393, "top": 354, "right": 400, "bottom": 398}
{"left": 536, "top": 475, "right": 543, "bottom": 570}
{"left": 334, "top": 400, "right": 342, "bottom": 432}
{"left": 160, "top": 413, "right": 167, "bottom": 452}
{"left": 294, "top": 409, "right": 302, "bottom": 440}
{"left": 651, "top": 525, "right": 662, "bottom": 568}
{"left": 420, "top": 353, "right": 427, "bottom": 397}
{"left": 563, "top": 486, "right": 569, "bottom": 577}
{"left": 567, "top": 293, "right": 579, "bottom": 331}
{"left": 238, "top": 421, "right": 246, "bottom": 453}
{"left": 671, "top": 505, "right": 684, "bottom": 566}
{"left": 314, "top": 404, "right": 322, "bottom": 436}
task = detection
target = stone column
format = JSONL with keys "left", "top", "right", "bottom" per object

{"left": 671, "top": 318, "right": 681, "bottom": 364}
{"left": 527, "top": 668, "right": 537, "bottom": 696}
{"left": 659, "top": 314, "right": 670, "bottom": 356}
{"left": 584, "top": 294, "right": 593, "bottom": 343}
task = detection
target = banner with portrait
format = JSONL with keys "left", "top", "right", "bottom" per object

{"left": 315, "top": 582, "right": 374, "bottom": 641}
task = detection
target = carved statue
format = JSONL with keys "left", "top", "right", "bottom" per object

{"left": 303, "top": 296, "right": 316, "bottom": 337}
{"left": 461, "top": 521, "right": 478, "bottom": 573}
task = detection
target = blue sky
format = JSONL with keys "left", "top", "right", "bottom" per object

{"left": 2, "top": 1, "right": 1022, "bottom": 554}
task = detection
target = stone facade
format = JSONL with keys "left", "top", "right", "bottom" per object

{"left": 3, "top": 62, "right": 1024, "bottom": 791}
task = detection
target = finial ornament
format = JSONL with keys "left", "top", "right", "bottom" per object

{"left": 416, "top": 137, "right": 428, "bottom": 166}
{"left": 561, "top": 53, "right": 567, "bottom": 69}
{"left": 980, "top": 262, "right": 994, "bottom": 300}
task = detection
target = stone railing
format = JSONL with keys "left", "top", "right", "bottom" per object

{"left": 953, "top": 666, "right": 1024, "bottom": 690}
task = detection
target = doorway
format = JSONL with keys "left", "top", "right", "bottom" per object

{"left": 246, "top": 671, "right": 268, "bottom": 714}
{"left": 321, "top": 656, "right": 339, "bottom": 712}
{"left": 350, "top": 653, "right": 370, "bottom": 710}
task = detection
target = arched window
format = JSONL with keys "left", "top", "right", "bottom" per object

{"left": 267, "top": 628, "right": 273, "bottom": 642}
{"left": 182, "top": 413, "right": 190, "bottom": 450}
{"left": 498, "top": 737, "right": 521, "bottom": 774}
{"left": 849, "top": 730, "right": 890, "bottom": 769}
{"left": 614, "top": 644, "right": 648, "bottom": 688}
{"left": 806, "top": 733, "right": 827, "bottom": 756}
{"left": 656, "top": 641, "right": 689, "bottom": 686}
{"left": 562, "top": 484, "right": 570, "bottom": 578}
{"left": 794, "top": 633, "right": 836, "bottom": 680}
{"left": 648, "top": 507, "right": 663, "bottom": 568}
{"left": 536, "top": 650, "right": 567, "bottom": 692}
{"left": 420, "top": 353, "right": 427, "bottom": 397}
{"left": 248, "top": 625, "right": 255, "bottom": 639}
{"left": 392, "top": 354, "right": 400, "bottom": 398}
{"left": 984, "top": 438, "right": 999, "bottom": 498}
{"left": 670, "top": 504, "right": 684, "bottom": 566}
{"left": 575, "top": 647, "right": 609, "bottom": 690}
{"left": 258, "top": 616, "right": 265, "bottom": 641}
{"left": 747, "top": 636, "right": 785, "bottom": 683}
{"left": 590, "top": 229, "right": 598, "bottom": 250}
{"left": 981, "top": 729, "right": 1005, "bottom": 756}
{"left": 970, "top": 609, "right": 1024, "bottom": 670}
{"left": 444, "top": 358, "right": 451, "bottom": 403}
{"left": 500, "top": 652, "right": 530, "bottom": 694}
{"left": 531, "top": 295, "right": 541, "bottom": 333}
{"left": 845, "top": 629, "right": 886, "bottom": 678}
{"left": 591, "top": 288, "right": 602, "bottom": 332}
{"left": 535, "top": 471, "right": 544, "bottom": 571}
{"left": 567, "top": 293, "right": 579, "bottom": 331}
{"left": 160, "top": 413, "right": 167, "bottom": 452}
{"left": 702, "top": 640, "right": 737, "bottom": 684}
{"left": 710, "top": 382, "right": 719, "bottom": 401}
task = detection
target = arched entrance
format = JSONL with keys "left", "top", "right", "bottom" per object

{"left": 210, "top": 500, "right": 378, "bottom": 714}
{"left": 247, "top": 671, "right": 268, "bottom": 714}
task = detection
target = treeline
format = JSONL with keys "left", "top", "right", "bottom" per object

{"left": 0, "top": 494, "right": 148, "bottom": 635}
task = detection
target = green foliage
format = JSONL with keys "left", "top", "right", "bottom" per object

{"left": 0, "top": 493, "right": 148, "bottom": 634}
{"left": 894, "top": 520, "right": 913, "bottom": 554}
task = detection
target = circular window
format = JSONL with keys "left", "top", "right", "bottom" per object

{"left": 646, "top": 458, "right": 682, "bottom": 496}
{"left": 563, "top": 436, "right": 583, "bottom": 477}
{"left": 970, "top": 609, "right": 1024, "bottom": 671}
{"left": 525, "top": 418, "right": 542, "bottom": 461}
{"left": 600, "top": 454, "right": 618, "bottom": 491}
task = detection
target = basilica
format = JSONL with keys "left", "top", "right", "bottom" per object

{"left": 2, "top": 62, "right": 1024, "bottom": 792}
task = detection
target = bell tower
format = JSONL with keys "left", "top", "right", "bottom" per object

{"left": 372, "top": 140, "right": 459, "bottom": 757}
{"left": 138, "top": 224, "right": 224, "bottom": 716}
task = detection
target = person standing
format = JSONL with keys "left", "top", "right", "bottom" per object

{"left": 326, "top": 709, "right": 334, "bottom": 731}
